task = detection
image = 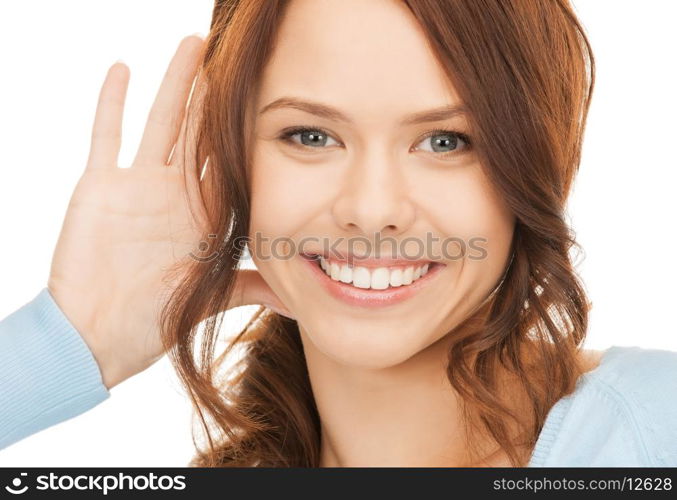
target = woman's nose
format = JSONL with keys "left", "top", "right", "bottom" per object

{"left": 331, "top": 150, "right": 416, "bottom": 238}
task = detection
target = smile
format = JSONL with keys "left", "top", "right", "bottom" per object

{"left": 300, "top": 253, "right": 445, "bottom": 308}
{"left": 319, "top": 255, "right": 432, "bottom": 289}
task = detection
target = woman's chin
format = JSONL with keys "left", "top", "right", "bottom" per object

{"left": 298, "top": 318, "right": 435, "bottom": 370}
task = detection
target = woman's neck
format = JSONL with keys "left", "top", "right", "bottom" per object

{"left": 299, "top": 324, "right": 508, "bottom": 467}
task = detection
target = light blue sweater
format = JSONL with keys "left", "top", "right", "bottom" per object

{"left": 1, "top": 288, "right": 676, "bottom": 466}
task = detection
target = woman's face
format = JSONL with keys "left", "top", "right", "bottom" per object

{"left": 248, "top": 0, "right": 515, "bottom": 368}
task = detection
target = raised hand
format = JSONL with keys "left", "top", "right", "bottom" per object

{"left": 47, "top": 35, "right": 292, "bottom": 390}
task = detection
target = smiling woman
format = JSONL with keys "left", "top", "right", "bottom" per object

{"left": 157, "top": 0, "right": 674, "bottom": 467}
{"left": 1, "top": 0, "right": 676, "bottom": 469}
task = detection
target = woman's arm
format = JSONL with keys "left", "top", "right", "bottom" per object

{"left": 0, "top": 289, "right": 109, "bottom": 451}
{"left": 0, "top": 34, "right": 293, "bottom": 454}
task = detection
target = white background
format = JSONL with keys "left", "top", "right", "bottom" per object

{"left": 0, "top": 1, "right": 675, "bottom": 466}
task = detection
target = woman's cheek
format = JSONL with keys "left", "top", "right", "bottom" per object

{"left": 413, "top": 167, "right": 514, "bottom": 282}
{"left": 252, "top": 147, "right": 337, "bottom": 225}
{"left": 250, "top": 145, "right": 336, "bottom": 238}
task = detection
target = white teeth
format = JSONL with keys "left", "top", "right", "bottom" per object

{"left": 316, "top": 256, "right": 433, "bottom": 290}
{"left": 330, "top": 261, "right": 341, "bottom": 281}
{"left": 370, "top": 268, "right": 390, "bottom": 290}
{"left": 339, "top": 264, "right": 352, "bottom": 283}
{"left": 389, "top": 268, "right": 403, "bottom": 287}
{"left": 352, "top": 266, "right": 371, "bottom": 288}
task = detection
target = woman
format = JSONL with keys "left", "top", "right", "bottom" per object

{"left": 1, "top": 0, "right": 676, "bottom": 467}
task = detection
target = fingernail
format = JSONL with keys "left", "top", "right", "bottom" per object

{"left": 113, "top": 59, "right": 126, "bottom": 68}
{"left": 190, "top": 32, "right": 206, "bottom": 40}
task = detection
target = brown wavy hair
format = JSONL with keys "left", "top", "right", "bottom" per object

{"left": 160, "top": 0, "right": 595, "bottom": 467}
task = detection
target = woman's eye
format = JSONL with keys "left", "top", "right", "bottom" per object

{"left": 414, "top": 130, "right": 471, "bottom": 156}
{"left": 280, "top": 127, "right": 341, "bottom": 149}
{"left": 279, "top": 126, "right": 471, "bottom": 158}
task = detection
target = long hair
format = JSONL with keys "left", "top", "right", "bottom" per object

{"left": 159, "top": 0, "right": 595, "bottom": 467}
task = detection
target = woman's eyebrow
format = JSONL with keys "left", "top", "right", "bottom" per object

{"left": 258, "top": 96, "right": 468, "bottom": 125}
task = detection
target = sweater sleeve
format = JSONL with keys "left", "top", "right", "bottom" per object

{"left": 528, "top": 345, "right": 677, "bottom": 467}
{"left": 0, "top": 288, "right": 110, "bottom": 450}
{"left": 611, "top": 346, "right": 677, "bottom": 466}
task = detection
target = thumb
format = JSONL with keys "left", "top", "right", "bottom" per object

{"left": 230, "top": 269, "right": 296, "bottom": 320}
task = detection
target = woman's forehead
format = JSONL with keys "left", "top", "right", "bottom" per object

{"left": 255, "top": 0, "right": 463, "bottom": 119}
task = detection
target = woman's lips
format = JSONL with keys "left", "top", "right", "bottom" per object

{"left": 300, "top": 254, "right": 445, "bottom": 308}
